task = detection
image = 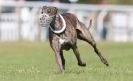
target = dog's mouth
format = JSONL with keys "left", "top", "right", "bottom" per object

{"left": 39, "top": 13, "right": 54, "bottom": 27}
{"left": 39, "top": 13, "right": 66, "bottom": 34}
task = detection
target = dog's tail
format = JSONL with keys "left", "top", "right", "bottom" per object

{"left": 88, "top": 19, "right": 92, "bottom": 29}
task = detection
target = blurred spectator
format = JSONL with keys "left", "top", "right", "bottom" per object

{"left": 26, "top": 0, "right": 44, "bottom": 1}
{"left": 25, "top": 0, "right": 56, "bottom": 2}
{"left": 102, "top": 13, "right": 110, "bottom": 40}
{"left": 16, "top": 0, "right": 41, "bottom": 1}
{"left": 59, "top": 0, "right": 71, "bottom": 3}
{"left": 101, "top": 0, "right": 110, "bottom": 40}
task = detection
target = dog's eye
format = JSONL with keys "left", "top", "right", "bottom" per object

{"left": 47, "top": 9, "right": 51, "bottom": 13}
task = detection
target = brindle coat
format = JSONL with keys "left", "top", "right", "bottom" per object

{"left": 41, "top": 6, "right": 109, "bottom": 72}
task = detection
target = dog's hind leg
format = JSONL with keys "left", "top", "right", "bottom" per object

{"left": 50, "top": 39, "right": 64, "bottom": 73}
{"left": 76, "top": 27, "right": 109, "bottom": 66}
{"left": 90, "top": 41, "right": 109, "bottom": 66}
{"left": 72, "top": 45, "right": 86, "bottom": 67}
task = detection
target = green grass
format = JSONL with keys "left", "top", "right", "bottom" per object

{"left": 0, "top": 41, "right": 133, "bottom": 81}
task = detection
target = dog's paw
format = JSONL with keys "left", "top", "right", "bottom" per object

{"left": 78, "top": 62, "right": 86, "bottom": 67}
{"left": 104, "top": 61, "right": 109, "bottom": 66}
{"left": 101, "top": 58, "right": 109, "bottom": 66}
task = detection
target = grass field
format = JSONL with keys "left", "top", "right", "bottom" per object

{"left": 0, "top": 41, "right": 132, "bottom": 81}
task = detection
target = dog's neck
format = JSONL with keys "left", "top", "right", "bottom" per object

{"left": 50, "top": 14, "right": 63, "bottom": 31}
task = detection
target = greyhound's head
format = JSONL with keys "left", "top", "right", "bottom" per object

{"left": 39, "top": 6, "right": 58, "bottom": 27}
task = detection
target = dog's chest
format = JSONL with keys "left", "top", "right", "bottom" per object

{"left": 59, "top": 38, "right": 65, "bottom": 45}
{"left": 58, "top": 34, "right": 73, "bottom": 50}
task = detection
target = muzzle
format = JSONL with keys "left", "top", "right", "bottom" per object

{"left": 39, "top": 13, "right": 54, "bottom": 27}
{"left": 39, "top": 13, "right": 66, "bottom": 34}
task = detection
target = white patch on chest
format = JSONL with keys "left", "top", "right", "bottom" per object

{"left": 59, "top": 38, "right": 65, "bottom": 45}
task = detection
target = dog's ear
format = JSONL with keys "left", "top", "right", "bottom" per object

{"left": 88, "top": 19, "right": 92, "bottom": 29}
{"left": 42, "top": 6, "right": 47, "bottom": 9}
{"left": 41, "top": 6, "right": 47, "bottom": 14}
{"left": 53, "top": 7, "right": 58, "bottom": 14}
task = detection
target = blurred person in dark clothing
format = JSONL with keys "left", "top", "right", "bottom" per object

{"left": 59, "top": 0, "right": 71, "bottom": 3}
{"left": 25, "top": 0, "right": 55, "bottom": 2}
{"left": 26, "top": 0, "right": 46, "bottom": 1}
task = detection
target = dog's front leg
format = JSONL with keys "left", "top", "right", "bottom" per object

{"left": 60, "top": 50, "right": 65, "bottom": 70}
{"left": 51, "top": 39, "right": 64, "bottom": 73}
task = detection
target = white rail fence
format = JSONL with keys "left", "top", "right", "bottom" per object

{"left": 0, "top": 13, "right": 19, "bottom": 41}
{"left": 1, "top": 2, "right": 133, "bottom": 41}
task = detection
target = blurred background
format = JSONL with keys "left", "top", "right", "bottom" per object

{"left": 0, "top": 0, "right": 133, "bottom": 42}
